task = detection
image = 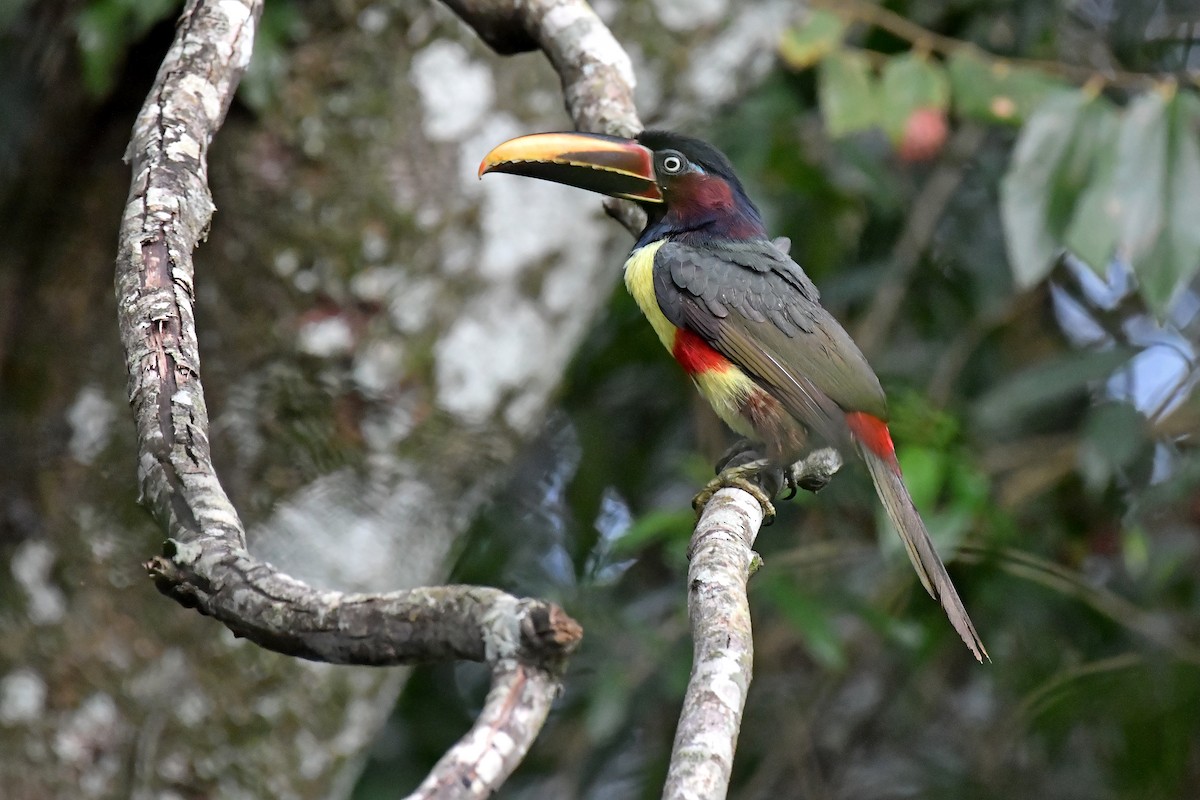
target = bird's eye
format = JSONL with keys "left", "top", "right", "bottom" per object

{"left": 660, "top": 153, "right": 686, "bottom": 174}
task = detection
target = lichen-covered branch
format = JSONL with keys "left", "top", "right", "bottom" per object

{"left": 116, "top": 0, "right": 259, "bottom": 554}
{"left": 114, "top": 0, "right": 591, "bottom": 669}
{"left": 662, "top": 487, "right": 762, "bottom": 800}
{"left": 406, "top": 662, "right": 562, "bottom": 800}
{"left": 148, "top": 544, "right": 581, "bottom": 666}
{"left": 667, "top": 449, "right": 842, "bottom": 800}
{"left": 111, "top": 0, "right": 650, "bottom": 795}
{"left": 445, "top": 0, "right": 647, "bottom": 234}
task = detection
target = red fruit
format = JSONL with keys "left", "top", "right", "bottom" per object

{"left": 897, "top": 107, "right": 948, "bottom": 163}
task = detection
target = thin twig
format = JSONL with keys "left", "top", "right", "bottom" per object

{"left": 816, "top": 0, "right": 1181, "bottom": 91}
{"left": 853, "top": 122, "right": 987, "bottom": 355}
{"left": 406, "top": 662, "right": 563, "bottom": 800}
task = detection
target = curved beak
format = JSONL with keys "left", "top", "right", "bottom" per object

{"left": 478, "top": 132, "right": 663, "bottom": 203}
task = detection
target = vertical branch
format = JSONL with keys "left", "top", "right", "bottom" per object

{"left": 662, "top": 488, "right": 763, "bottom": 800}
{"left": 116, "top": 0, "right": 261, "bottom": 548}
{"left": 853, "top": 123, "right": 988, "bottom": 355}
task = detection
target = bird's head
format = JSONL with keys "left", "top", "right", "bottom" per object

{"left": 479, "top": 130, "right": 766, "bottom": 246}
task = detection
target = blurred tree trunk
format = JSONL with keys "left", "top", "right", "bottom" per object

{"left": 0, "top": 0, "right": 794, "bottom": 796}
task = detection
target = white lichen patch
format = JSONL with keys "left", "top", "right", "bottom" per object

{"left": 360, "top": 227, "right": 389, "bottom": 262}
{"left": 352, "top": 339, "right": 406, "bottom": 397}
{"left": 387, "top": 276, "right": 439, "bottom": 332}
{"left": 175, "top": 689, "right": 210, "bottom": 728}
{"left": 349, "top": 264, "right": 404, "bottom": 303}
{"left": 696, "top": 655, "right": 747, "bottom": 709}
{"left": 177, "top": 73, "right": 222, "bottom": 123}
{"left": 165, "top": 135, "right": 201, "bottom": 162}
{"left": 217, "top": 0, "right": 257, "bottom": 68}
{"left": 12, "top": 540, "right": 66, "bottom": 625}
{"left": 358, "top": 4, "right": 389, "bottom": 34}
{"left": 53, "top": 693, "right": 121, "bottom": 765}
{"left": 360, "top": 402, "right": 417, "bottom": 451}
{"left": 273, "top": 248, "right": 301, "bottom": 277}
{"left": 0, "top": 668, "right": 46, "bottom": 724}
{"left": 434, "top": 291, "right": 552, "bottom": 424}
{"left": 463, "top": 116, "right": 607, "bottom": 282}
{"left": 297, "top": 315, "right": 355, "bottom": 357}
{"left": 543, "top": 2, "right": 635, "bottom": 85}
{"left": 251, "top": 464, "right": 452, "bottom": 591}
{"left": 67, "top": 384, "right": 116, "bottom": 465}
{"left": 411, "top": 40, "right": 495, "bottom": 142}
{"left": 295, "top": 729, "right": 329, "bottom": 780}
{"left": 652, "top": 0, "right": 727, "bottom": 31}
{"left": 686, "top": 2, "right": 788, "bottom": 103}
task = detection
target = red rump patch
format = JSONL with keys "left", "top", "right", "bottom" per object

{"left": 672, "top": 328, "right": 730, "bottom": 375}
{"left": 845, "top": 411, "right": 898, "bottom": 466}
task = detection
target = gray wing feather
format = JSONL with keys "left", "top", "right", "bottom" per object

{"left": 652, "top": 238, "right": 888, "bottom": 432}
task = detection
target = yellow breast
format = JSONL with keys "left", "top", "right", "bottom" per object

{"left": 623, "top": 241, "right": 677, "bottom": 351}
{"left": 622, "top": 241, "right": 759, "bottom": 440}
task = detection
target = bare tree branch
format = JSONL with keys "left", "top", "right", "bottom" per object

{"left": 406, "top": 662, "right": 562, "bottom": 800}
{"left": 114, "top": 0, "right": 583, "bottom": 673}
{"left": 447, "top": 0, "right": 647, "bottom": 234}
{"left": 111, "top": 0, "right": 652, "bottom": 794}
{"left": 853, "top": 122, "right": 988, "bottom": 355}
{"left": 670, "top": 449, "right": 842, "bottom": 799}
{"left": 663, "top": 488, "right": 763, "bottom": 800}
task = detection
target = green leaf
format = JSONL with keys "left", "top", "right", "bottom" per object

{"left": 818, "top": 50, "right": 878, "bottom": 138}
{"left": 1102, "top": 88, "right": 1200, "bottom": 315}
{"left": 611, "top": 508, "right": 692, "bottom": 554}
{"left": 75, "top": 0, "right": 179, "bottom": 97}
{"left": 1136, "top": 91, "right": 1200, "bottom": 314}
{"left": 947, "top": 49, "right": 994, "bottom": 118}
{"left": 880, "top": 53, "right": 951, "bottom": 141}
{"left": 1064, "top": 113, "right": 1122, "bottom": 273}
{"left": 948, "top": 48, "right": 1070, "bottom": 125}
{"left": 778, "top": 10, "right": 846, "bottom": 70}
{"left": 761, "top": 579, "right": 846, "bottom": 670}
{"left": 896, "top": 445, "right": 945, "bottom": 511}
{"left": 1079, "top": 401, "right": 1146, "bottom": 490}
{"left": 1113, "top": 91, "right": 1170, "bottom": 279}
{"left": 973, "top": 347, "right": 1136, "bottom": 433}
{"left": 1001, "top": 90, "right": 1095, "bottom": 287}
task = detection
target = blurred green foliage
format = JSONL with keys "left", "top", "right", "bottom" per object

{"left": 75, "top": 0, "right": 178, "bottom": 96}
{"left": 357, "top": 1, "right": 1200, "bottom": 797}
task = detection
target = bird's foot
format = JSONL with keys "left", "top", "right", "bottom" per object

{"left": 693, "top": 442, "right": 845, "bottom": 525}
{"left": 694, "top": 440, "right": 784, "bottom": 524}
{"left": 692, "top": 460, "right": 779, "bottom": 524}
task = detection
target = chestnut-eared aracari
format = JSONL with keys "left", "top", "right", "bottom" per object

{"left": 479, "top": 130, "right": 986, "bottom": 662}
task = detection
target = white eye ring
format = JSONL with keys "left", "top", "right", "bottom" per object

{"left": 662, "top": 155, "right": 684, "bottom": 173}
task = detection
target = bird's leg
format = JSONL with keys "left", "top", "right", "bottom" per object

{"left": 692, "top": 442, "right": 845, "bottom": 524}
{"left": 693, "top": 440, "right": 785, "bottom": 524}
{"left": 783, "top": 447, "right": 843, "bottom": 496}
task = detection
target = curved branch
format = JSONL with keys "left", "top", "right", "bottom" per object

{"left": 113, "top": 0, "right": 656, "bottom": 794}
{"left": 448, "top": 0, "right": 647, "bottom": 234}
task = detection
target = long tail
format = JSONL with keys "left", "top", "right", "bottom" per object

{"left": 846, "top": 412, "right": 989, "bottom": 662}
